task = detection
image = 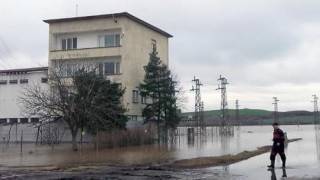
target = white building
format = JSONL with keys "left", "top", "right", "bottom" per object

{"left": 0, "top": 67, "right": 48, "bottom": 124}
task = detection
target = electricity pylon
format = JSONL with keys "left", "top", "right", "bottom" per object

{"left": 273, "top": 97, "right": 279, "bottom": 123}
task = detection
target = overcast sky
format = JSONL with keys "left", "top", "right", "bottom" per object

{"left": 1, "top": 0, "right": 320, "bottom": 112}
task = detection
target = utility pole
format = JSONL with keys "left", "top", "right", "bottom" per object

{"left": 190, "top": 76, "right": 203, "bottom": 133}
{"left": 312, "top": 95, "right": 319, "bottom": 124}
{"left": 236, "top": 100, "right": 240, "bottom": 129}
{"left": 273, "top": 97, "right": 279, "bottom": 123}
{"left": 216, "top": 75, "right": 232, "bottom": 134}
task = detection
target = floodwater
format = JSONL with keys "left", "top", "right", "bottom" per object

{"left": 0, "top": 125, "right": 319, "bottom": 179}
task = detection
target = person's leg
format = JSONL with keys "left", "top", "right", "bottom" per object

{"left": 268, "top": 150, "right": 276, "bottom": 168}
{"left": 280, "top": 152, "right": 286, "bottom": 168}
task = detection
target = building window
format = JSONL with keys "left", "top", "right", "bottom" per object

{"left": 62, "top": 37, "right": 77, "bottom": 50}
{"left": 0, "top": 119, "right": 7, "bottom": 124}
{"left": 131, "top": 116, "right": 138, "bottom": 121}
{"left": 100, "top": 62, "right": 120, "bottom": 75}
{"left": 20, "top": 79, "right": 28, "bottom": 84}
{"left": 0, "top": 80, "right": 7, "bottom": 85}
{"left": 60, "top": 64, "right": 78, "bottom": 77}
{"left": 141, "top": 96, "right": 146, "bottom": 104}
{"left": 140, "top": 89, "right": 146, "bottom": 104}
{"left": 9, "top": 118, "right": 18, "bottom": 123}
{"left": 41, "top": 78, "right": 48, "bottom": 83}
{"left": 20, "top": 118, "right": 28, "bottom": 123}
{"left": 132, "top": 90, "right": 139, "bottom": 103}
{"left": 9, "top": 80, "right": 18, "bottom": 84}
{"left": 67, "top": 64, "right": 77, "bottom": 76}
{"left": 99, "top": 34, "right": 120, "bottom": 47}
{"left": 31, "top": 118, "right": 39, "bottom": 123}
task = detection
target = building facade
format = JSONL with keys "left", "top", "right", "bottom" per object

{"left": 0, "top": 67, "right": 48, "bottom": 124}
{"left": 44, "top": 12, "right": 173, "bottom": 121}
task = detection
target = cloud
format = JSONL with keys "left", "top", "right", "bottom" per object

{"left": 1, "top": 0, "right": 320, "bottom": 111}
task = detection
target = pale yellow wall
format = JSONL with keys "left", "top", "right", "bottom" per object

{"left": 121, "top": 18, "right": 169, "bottom": 117}
{"left": 47, "top": 15, "right": 170, "bottom": 119}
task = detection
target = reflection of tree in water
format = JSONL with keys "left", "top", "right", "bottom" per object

{"left": 315, "top": 124, "right": 320, "bottom": 161}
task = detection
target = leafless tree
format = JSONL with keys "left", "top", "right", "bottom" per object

{"left": 20, "top": 67, "right": 127, "bottom": 151}
{"left": 19, "top": 68, "right": 80, "bottom": 150}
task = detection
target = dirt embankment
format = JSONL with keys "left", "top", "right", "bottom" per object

{"left": 167, "top": 138, "right": 302, "bottom": 169}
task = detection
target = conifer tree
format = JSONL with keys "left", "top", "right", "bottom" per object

{"left": 140, "top": 47, "right": 181, "bottom": 141}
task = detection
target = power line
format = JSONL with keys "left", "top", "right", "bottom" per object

{"left": 0, "top": 35, "right": 22, "bottom": 68}
{"left": 0, "top": 54, "right": 13, "bottom": 69}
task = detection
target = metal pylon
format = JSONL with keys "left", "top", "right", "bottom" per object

{"left": 190, "top": 76, "right": 204, "bottom": 134}
{"left": 312, "top": 95, "right": 319, "bottom": 124}
{"left": 235, "top": 100, "right": 240, "bottom": 130}
{"left": 216, "top": 75, "right": 233, "bottom": 134}
{"left": 273, "top": 97, "right": 279, "bottom": 123}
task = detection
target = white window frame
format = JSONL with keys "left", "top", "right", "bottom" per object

{"left": 61, "top": 37, "right": 77, "bottom": 50}
{"left": 98, "top": 34, "right": 121, "bottom": 47}
{"left": 132, "top": 90, "right": 139, "bottom": 103}
{"left": 140, "top": 89, "right": 146, "bottom": 104}
{"left": 99, "top": 61, "right": 121, "bottom": 75}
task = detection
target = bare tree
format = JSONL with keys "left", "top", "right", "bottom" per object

{"left": 20, "top": 68, "right": 127, "bottom": 151}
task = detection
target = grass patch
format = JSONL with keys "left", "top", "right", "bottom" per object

{"left": 183, "top": 109, "right": 272, "bottom": 117}
{"left": 262, "top": 116, "right": 314, "bottom": 125}
{"left": 168, "top": 138, "right": 302, "bottom": 169}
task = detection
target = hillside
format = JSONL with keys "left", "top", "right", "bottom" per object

{"left": 181, "top": 109, "right": 315, "bottom": 125}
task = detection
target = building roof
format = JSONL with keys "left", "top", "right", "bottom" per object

{"left": 43, "top": 12, "right": 173, "bottom": 38}
{"left": 0, "top": 67, "right": 48, "bottom": 74}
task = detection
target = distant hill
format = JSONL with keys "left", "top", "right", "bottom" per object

{"left": 181, "top": 109, "right": 315, "bottom": 125}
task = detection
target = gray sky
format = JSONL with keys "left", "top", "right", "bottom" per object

{"left": 1, "top": 0, "right": 320, "bottom": 112}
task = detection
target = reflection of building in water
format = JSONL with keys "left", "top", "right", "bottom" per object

{"left": 314, "top": 125, "right": 320, "bottom": 160}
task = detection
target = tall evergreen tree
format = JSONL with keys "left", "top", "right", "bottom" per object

{"left": 140, "top": 47, "right": 181, "bottom": 141}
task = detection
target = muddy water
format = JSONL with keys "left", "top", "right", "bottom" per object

{"left": 207, "top": 124, "right": 320, "bottom": 179}
{"left": 0, "top": 125, "right": 319, "bottom": 170}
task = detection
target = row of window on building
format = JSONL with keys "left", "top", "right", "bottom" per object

{"left": 61, "top": 34, "right": 121, "bottom": 50}
{"left": 0, "top": 118, "right": 39, "bottom": 124}
{"left": 59, "top": 61, "right": 121, "bottom": 77}
{"left": 0, "top": 78, "right": 48, "bottom": 85}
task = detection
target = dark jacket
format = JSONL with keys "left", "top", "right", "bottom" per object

{"left": 273, "top": 128, "right": 285, "bottom": 145}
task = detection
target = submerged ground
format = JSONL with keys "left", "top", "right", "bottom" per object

{"left": 0, "top": 125, "right": 319, "bottom": 179}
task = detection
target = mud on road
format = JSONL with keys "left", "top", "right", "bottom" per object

{"left": 0, "top": 165, "right": 230, "bottom": 180}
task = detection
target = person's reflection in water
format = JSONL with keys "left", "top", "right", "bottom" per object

{"left": 282, "top": 168, "right": 287, "bottom": 177}
{"left": 268, "top": 168, "right": 288, "bottom": 180}
{"left": 269, "top": 168, "right": 277, "bottom": 180}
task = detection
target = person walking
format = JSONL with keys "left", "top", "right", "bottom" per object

{"left": 268, "top": 122, "right": 286, "bottom": 169}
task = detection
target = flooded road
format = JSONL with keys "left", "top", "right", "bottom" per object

{"left": 0, "top": 125, "right": 319, "bottom": 179}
